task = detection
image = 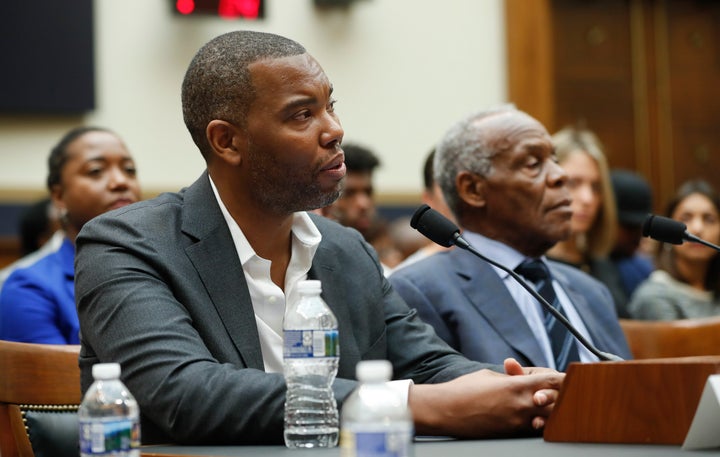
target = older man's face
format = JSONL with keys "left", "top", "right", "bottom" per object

{"left": 478, "top": 113, "right": 573, "bottom": 256}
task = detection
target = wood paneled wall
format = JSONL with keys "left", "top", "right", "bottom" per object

{"left": 506, "top": 0, "right": 720, "bottom": 210}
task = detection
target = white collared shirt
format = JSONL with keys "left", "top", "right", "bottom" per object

{"left": 209, "top": 177, "right": 321, "bottom": 373}
{"left": 209, "top": 176, "right": 412, "bottom": 401}
{"left": 462, "top": 231, "right": 599, "bottom": 368}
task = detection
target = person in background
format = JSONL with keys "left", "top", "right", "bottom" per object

{"left": 545, "top": 126, "right": 621, "bottom": 308}
{"left": 390, "top": 148, "right": 455, "bottom": 274}
{"left": 321, "top": 142, "right": 380, "bottom": 240}
{"left": 364, "top": 215, "right": 404, "bottom": 270}
{"left": 320, "top": 142, "right": 401, "bottom": 269}
{"left": 599, "top": 170, "right": 655, "bottom": 317}
{"left": 74, "top": 31, "right": 563, "bottom": 445}
{"left": 390, "top": 106, "right": 630, "bottom": 370}
{"left": 19, "top": 197, "right": 62, "bottom": 256}
{"left": 388, "top": 215, "right": 430, "bottom": 265}
{"left": 0, "top": 126, "right": 141, "bottom": 344}
{"left": 546, "top": 126, "right": 617, "bottom": 269}
{"left": 0, "top": 197, "right": 64, "bottom": 289}
{"left": 628, "top": 179, "right": 720, "bottom": 320}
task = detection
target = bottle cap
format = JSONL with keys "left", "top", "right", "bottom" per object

{"left": 92, "top": 362, "right": 121, "bottom": 380}
{"left": 356, "top": 360, "right": 392, "bottom": 382}
{"left": 297, "top": 279, "right": 322, "bottom": 294}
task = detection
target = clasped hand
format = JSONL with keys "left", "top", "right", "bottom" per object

{"left": 408, "top": 357, "right": 564, "bottom": 438}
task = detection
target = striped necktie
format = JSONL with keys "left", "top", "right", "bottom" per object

{"left": 514, "top": 259, "right": 580, "bottom": 371}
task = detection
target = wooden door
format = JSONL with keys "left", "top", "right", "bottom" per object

{"left": 506, "top": 0, "right": 720, "bottom": 210}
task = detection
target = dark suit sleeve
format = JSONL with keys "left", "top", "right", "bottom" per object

{"left": 389, "top": 273, "right": 459, "bottom": 351}
{"left": 76, "top": 208, "right": 292, "bottom": 445}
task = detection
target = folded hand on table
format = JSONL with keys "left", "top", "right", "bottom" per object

{"left": 408, "top": 357, "right": 564, "bottom": 438}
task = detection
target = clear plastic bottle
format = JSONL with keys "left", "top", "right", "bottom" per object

{"left": 78, "top": 363, "right": 141, "bottom": 457}
{"left": 283, "top": 279, "right": 340, "bottom": 448}
{"left": 340, "top": 360, "right": 414, "bottom": 457}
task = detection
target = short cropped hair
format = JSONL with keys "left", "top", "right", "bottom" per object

{"left": 342, "top": 143, "right": 380, "bottom": 174}
{"left": 181, "top": 31, "right": 306, "bottom": 159}
{"left": 434, "top": 105, "right": 518, "bottom": 219}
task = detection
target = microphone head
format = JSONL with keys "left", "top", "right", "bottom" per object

{"left": 642, "top": 214, "right": 686, "bottom": 245}
{"left": 410, "top": 204, "right": 460, "bottom": 248}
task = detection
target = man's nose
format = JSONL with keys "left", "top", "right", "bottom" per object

{"left": 547, "top": 160, "right": 568, "bottom": 187}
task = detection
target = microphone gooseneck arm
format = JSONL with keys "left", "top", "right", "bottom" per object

{"left": 684, "top": 233, "right": 720, "bottom": 252}
{"left": 410, "top": 204, "right": 624, "bottom": 363}
{"left": 461, "top": 242, "right": 622, "bottom": 362}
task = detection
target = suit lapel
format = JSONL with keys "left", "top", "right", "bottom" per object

{"left": 550, "top": 265, "right": 606, "bottom": 352}
{"left": 305, "top": 241, "right": 358, "bottom": 375}
{"left": 452, "top": 249, "right": 547, "bottom": 366}
{"left": 181, "top": 173, "right": 264, "bottom": 370}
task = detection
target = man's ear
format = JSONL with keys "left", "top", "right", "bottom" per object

{"left": 456, "top": 171, "right": 487, "bottom": 209}
{"left": 206, "top": 120, "right": 245, "bottom": 166}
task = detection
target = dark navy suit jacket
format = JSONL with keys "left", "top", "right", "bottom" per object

{"left": 389, "top": 247, "right": 632, "bottom": 367}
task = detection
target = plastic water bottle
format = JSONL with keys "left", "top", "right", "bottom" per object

{"left": 283, "top": 279, "right": 340, "bottom": 448}
{"left": 340, "top": 360, "right": 414, "bottom": 457}
{"left": 78, "top": 363, "right": 140, "bottom": 457}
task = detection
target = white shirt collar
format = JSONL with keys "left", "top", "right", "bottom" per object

{"left": 208, "top": 175, "right": 321, "bottom": 268}
{"left": 461, "top": 230, "right": 548, "bottom": 276}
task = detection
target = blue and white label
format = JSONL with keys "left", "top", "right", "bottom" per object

{"left": 284, "top": 329, "right": 339, "bottom": 358}
{"left": 79, "top": 418, "right": 140, "bottom": 456}
{"left": 341, "top": 428, "right": 413, "bottom": 457}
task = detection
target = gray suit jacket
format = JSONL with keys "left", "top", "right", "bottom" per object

{"left": 75, "top": 172, "right": 488, "bottom": 445}
{"left": 389, "top": 247, "right": 632, "bottom": 367}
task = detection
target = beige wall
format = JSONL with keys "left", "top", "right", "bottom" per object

{"left": 0, "top": 0, "right": 506, "bottom": 202}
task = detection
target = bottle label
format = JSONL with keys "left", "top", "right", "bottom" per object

{"left": 79, "top": 418, "right": 140, "bottom": 456}
{"left": 341, "top": 427, "right": 413, "bottom": 457}
{"left": 283, "top": 329, "right": 339, "bottom": 358}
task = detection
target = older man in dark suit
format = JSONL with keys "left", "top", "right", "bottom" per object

{"left": 390, "top": 107, "right": 631, "bottom": 370}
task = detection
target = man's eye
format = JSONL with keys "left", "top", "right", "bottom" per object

{"left": 328, "top": 99, "right": 337, "bottom": 112}
{"left": 293, "top": 110, "right": 311, "bottom": 120}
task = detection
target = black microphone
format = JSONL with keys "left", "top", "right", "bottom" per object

{"left": 642, "top": 214, "right": 720, "bottom": 252}
{"left": 410, "top": 204, "right": 624, "bottom": 363}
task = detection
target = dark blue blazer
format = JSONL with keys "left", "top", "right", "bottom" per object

{"left": 389, "top": 247, "right": 632, "bottom": 367}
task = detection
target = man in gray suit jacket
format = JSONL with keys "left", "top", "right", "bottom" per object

{"left": 390, "top": 107, "right": 632, "bottom": 370}
{"left": 75, "top": 31, "right": 563, "bottom": 446}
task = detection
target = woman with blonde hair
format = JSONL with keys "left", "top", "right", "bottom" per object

{"left": 547, "top": 126, "right": 621, "bottom": 308}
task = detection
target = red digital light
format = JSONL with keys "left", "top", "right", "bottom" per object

{"left": 173, "top": 0, "right": 263, "bottom": 19}
{"left": 176, "top": 0, "right": 195, "bottom": 15}
{"left": 218, "top": 0, "right": 261, "bottom": 19}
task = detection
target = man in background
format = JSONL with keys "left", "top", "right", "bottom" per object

{"left": 606, "top": 169, "right": 655, "bottom": 317}
{"left": 390, "top": 148, "right": 455, "bottom": 273}
{"left": 321, "top": 143, "right": 380, "bottom": 239}
{"left": 321, "top": 143, "right": 402, "bottom": 269}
